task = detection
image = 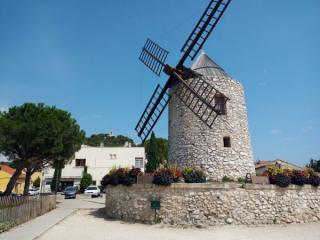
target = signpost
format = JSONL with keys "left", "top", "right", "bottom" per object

{"left": 151, "top": 198, "right": 160, "bottom": 222}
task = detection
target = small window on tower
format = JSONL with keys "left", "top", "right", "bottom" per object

{"left": 223, "top": 137, "right": 231, "bottom": 148}
{"left": 214, "top": 94, "right": 227, "bottom": 115}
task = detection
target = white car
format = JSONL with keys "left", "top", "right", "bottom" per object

{"left": 84, "top": 186, "right": 101, "bottom": 197}
{"left": 28, "top": 187, "right": 40, "bottom": 196}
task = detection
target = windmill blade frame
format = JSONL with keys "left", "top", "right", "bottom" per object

{"left": 135, "top": 84, "right": 170, "bottom": 142}
{"left": 139, "top": 38, "right": 170, "bottom": 76}
{"left": 173, "top": 72, "right": 229, "bottom": 128}
{"left": 178, "top": 0, "right": 232, "bottom": 66}
{"left": 135, "top": 0, "right": 233, "bottom": 143}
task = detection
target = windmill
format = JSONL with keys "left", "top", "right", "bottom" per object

{"left": 135, "top": 0, "right": 232, "bottom": 143}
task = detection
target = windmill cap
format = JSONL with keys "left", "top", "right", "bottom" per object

{"left": 191, "top": 52, "right": 230, "bottom": 78}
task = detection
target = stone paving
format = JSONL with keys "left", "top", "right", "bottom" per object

{"left": 0, "top": 194, "right": 104, "bottom": 240}
{"left": 38, "top": 209, "right": 320, "bottom": 240}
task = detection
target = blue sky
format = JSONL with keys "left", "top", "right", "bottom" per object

{"left": 0, "top": 0, "right": 319, "bottom": 167}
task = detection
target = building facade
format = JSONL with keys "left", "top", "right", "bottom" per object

{"left": 43, "top": 145, "right": 145, "bottom": 191}
{"left": 168, "top": 52, "right": 255, "bottom": 181}
{"left": 0, "top": 164, "right": 25, "bottom": 194}
{"left": 0, "top": 164, "right": 41, "bottom": 193}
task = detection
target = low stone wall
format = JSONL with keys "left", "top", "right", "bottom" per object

{"left": 105, "top": 183, "right": 320, "bottom": 226}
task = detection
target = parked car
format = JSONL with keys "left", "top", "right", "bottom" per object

{"left": 63, "top": 186, "right": 77, "bottom": 199}
{"left": 84, "top": 186, "right": 101, "bottom": 198}
{"left": 28, "top": 187, "right": 40, "bottom": 196}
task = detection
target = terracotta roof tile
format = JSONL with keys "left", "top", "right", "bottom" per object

{"left": 0, "top": 164, "right": 25, "bottom": 177}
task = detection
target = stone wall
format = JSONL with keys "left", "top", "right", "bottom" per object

{"left": 105, "top": 183, "right": 320, "bottom": 227}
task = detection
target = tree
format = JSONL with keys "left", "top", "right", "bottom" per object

{"left": 80, "top": 166, "right": 92, "bottom": 193}
{"left": 144, "top": 137, "right": 168, "bottom": 164}
{"left": 0, "top": 103, "right": 85, "bottom": 195}
{"left": 145, "top": 132, "right": 161, "bottom": 173}
{"left": 306, "top": 158, "right": 320, "bottom": 172}
{"left": 85, "top": 133, "right": 135, "bottom": 147}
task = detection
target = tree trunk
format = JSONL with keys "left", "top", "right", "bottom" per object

{"left": 3, "top": 165, "right": 24, "bottom": 195}
{"left": 23, "top": 168, "right": 32, "bottom": 195}
{"left": 56, "top": 167, "right": 62, "bottom": 193}
{"left": 51, "top": 165, "right": 62, "bottom": 194}
{"left": 51, "top": 166, "right": 58, "bottom": 194}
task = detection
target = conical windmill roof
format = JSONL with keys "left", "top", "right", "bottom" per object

{"left": 191, "top": 51, "right": 230, "bottom": 78}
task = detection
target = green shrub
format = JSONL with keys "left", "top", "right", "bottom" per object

{"left": 222, "top": 176, "right": 234, "bottom": 182}
{"left": 182, "top": 167, "right": 193, "bottom": 176}
{"left": 267, "top": 165, "right": 283, "bottom": 176}
{"left": 33, "top": 176, "right": 41, "bottom": 188}
{"left": 237, "top": 177, "right": 245, "bottom": 183}
{"left": 80, "top": 173, "right": 93, "bottom": 192}
{"left": 183, "top": 167, "right": 206, "bottom": 183}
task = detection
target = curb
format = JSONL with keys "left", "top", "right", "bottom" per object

{"left": 32, "top": 209, "right": 76, "bottom": 240}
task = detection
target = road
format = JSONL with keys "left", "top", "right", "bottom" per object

{"left": 1, "top": 194, "right": 320, "bottom": 240}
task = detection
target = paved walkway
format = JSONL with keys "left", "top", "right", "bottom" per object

{"left": 38, "top": 209, "right": 320, "bottom": 240}
{"left": 0, "top": 194, "right": 105, "bottom": 240}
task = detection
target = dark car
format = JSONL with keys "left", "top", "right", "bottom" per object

{"left": 63, "top": 186, "right": 77, "bottom": 199}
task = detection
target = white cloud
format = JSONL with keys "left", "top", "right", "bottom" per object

{"left": 269, "top": 129, "right": 282, "bottom": 135}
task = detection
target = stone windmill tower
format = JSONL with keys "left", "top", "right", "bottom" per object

{"left": 135, "top": 0, "right": 255, "bottom": 180}
{"left": 168, "top": 52, "right": 255, "bottom": 180}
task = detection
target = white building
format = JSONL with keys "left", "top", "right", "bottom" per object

{"left": 43, "top": 144, "right": 145, "bottom": 190}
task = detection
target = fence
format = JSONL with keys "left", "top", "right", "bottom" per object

{"left": 0, "top": 194, "right": 56, "bottom": 231}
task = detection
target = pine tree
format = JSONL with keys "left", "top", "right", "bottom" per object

{"left": 145, "top": 132, "right": 160, "bottom": 173}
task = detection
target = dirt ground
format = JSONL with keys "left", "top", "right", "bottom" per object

{"left": 38, "top": 209, "right": 320, "bottom": 240}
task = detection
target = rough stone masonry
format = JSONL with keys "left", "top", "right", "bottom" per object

{"left": 105, "top": 183, "right": 320, "bottom": 227}
{"left": 168, "top": 52, "right": 255, "bottom": 180}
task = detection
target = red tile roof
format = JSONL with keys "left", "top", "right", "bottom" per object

{"left": 0, "top": 164, "right": 25, "bottom": 177}
{"left": 255, "top": 159, "right": 303, "bottom": 170}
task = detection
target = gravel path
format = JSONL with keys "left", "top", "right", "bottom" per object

{"left": 38, "top": 209, "right": 320, "bottom": 240}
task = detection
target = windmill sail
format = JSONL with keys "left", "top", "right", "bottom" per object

{"left": 173, "top": 73, "right": 228, "bottom": 128}
{"left": 135, "top": 84, "right": 170, "bottom": 142}
{"left": 135, "top": 0, "right": 232, "bottom": 142}
{"left": 139, "top": 39, "right": 169, "bottom": 76}
{"left": 179, "top": 0, "right": 231, "bottom": 65}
